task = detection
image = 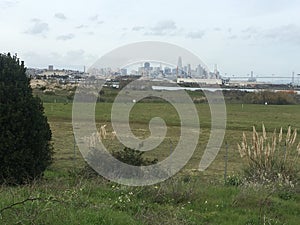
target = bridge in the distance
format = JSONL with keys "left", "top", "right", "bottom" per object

{"left": 222, "top": 76, "right": 299, "bottom": 79}
{"left": 222, "top": 74, "right": 300, "bottom": 80}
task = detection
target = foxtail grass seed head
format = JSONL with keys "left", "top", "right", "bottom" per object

{"left": 248, "top": 147, "right": 252, "bottom": 159}
{"left": 238, "top": 125, "right": 299, "bottom": 185}
{"left": 262, "top": 124, "right": 267, "bottom": 140}
{"left": 286, "top": 126, "right": 291, "bottom": 144}
{"left": 252, "top": 126, "right": 257, "bottom": 144}
{"left": 253, "top": 150, "right": 257, "bottom": 160}
{"left": 259, "top": 136, "right": 264, "bottom": 159}
{"left": 290, "top": 128, "right": 297, "bottom": 145}
{"left": 237, "top": 144, "right": 246, "bottom": 158}
{"left": 297, "top": 142, "right": 300, "bottom": 155}
{"left": 271, "top": 135, "right": 276, "bottom": 155}
{"left": 241, "top": 141, "right": 247, "bottom": 153}
{"left": 237, "top": 143, "right": 241, "bottom": 154}
{"left": 243, "top": 132, "right": 247, "bottom": 142}
{"left": 266, "top": 143, "right": 271, "bottom": 158}
{"left": 279, "top": 127, "right": 283, "bottom": 143}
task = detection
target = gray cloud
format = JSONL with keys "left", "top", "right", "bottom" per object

{"left": 76, "top": 24, "right": 88, "bottom": 29}
{"left": 132, "top": 26, "right": 144, "bottom": 31}
{"left": 146, "top": 20, "right": 177, "bottom": 36}
{"left": 263, "top": 24, "right": 300, "bottom": 45}
{"left": 239, "top": 24, "right": 300, "bottom": 45}
{"left": 89, "top": 15, "right": 104, "bottom": 25}
{"left": 57, "top": 33, "right": 75, "bottom": 41}
{"left": 26, "top": 19, "right": 49, "bottom": 35}
{"left": 186, "top": 30, "right": 205, "bottom": 39}
{"left": 0, "top": 0, "right": 18, "bottom": 9}
{"left": 54, "top": 13, "right": 67, "bottom": 20}
{"left": 151, "top": 20, "right": 176, "bottom": 31}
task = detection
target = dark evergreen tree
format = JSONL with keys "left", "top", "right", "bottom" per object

{"left": 0, "top": 53, "right": 53, "bottom": 184}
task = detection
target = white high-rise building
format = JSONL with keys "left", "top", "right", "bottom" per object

{"left": 177, "top": 56, "right": 182, "bottom": 69}
{"left": 197, "top": 64, "right": 205, "bottom": 77}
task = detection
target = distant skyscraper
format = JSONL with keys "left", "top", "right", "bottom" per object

{"left": 121, "top": 68, "right": 127, "bottom": 76}
{"left": 164, "top": 67, "right": 172, "bottom": 75}
{"left": 144, "top": 62, "right": 150, "bottom": 69}
{"left": 177, "top": 56, "right": 183, "bottom": 76}
{"left": 48, "top": 65, "right": 54, "bottom": 71}
{"left": 187, "top": 64, "right": 191, "bottom": 76}
{"left": 177, "top": 56, "right": 183, "bottom": 69}
{"left": 197, "top": 64, "right": 204, "bottom": 77}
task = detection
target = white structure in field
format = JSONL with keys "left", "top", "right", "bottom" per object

{"left": 177, "top": 78, "right": 222, "bottom": 85}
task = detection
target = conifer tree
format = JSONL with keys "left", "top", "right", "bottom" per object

{"left": 0, "top": 53, "right": 53, "bottom": 184}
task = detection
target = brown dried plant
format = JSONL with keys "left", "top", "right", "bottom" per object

{"left": 237, "top": 124, "right": 300, "bottom": 184}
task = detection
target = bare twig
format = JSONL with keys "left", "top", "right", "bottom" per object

{"left": 0, "top": 197, "right": 41, "bottom": 214}
{"left": 0, "top": 196, "right": 68, "bottom": 216}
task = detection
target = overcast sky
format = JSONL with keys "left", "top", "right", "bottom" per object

{"left": 1, "top": 0, "right": 300, "bottom": 77}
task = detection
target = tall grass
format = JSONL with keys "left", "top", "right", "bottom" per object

{"left": 238, "top": 124, "right": 300, "bottom": 185}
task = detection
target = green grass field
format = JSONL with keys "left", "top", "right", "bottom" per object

{"left": 1, "top": 102, "right": 300, "bottom": 224}
{"left": 45, "top": 102, "right": 300, "bottom": 174}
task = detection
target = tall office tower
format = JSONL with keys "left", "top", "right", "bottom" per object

{"left": 48, "top": 65, "right": 54, "bottom": 71}
{"left": 177, "top": 56, "right": 183, "bottom": 76}
{"left": 197, "top": 64, "right": 204, "bottom": 77}
{"left": 177, "top": 56, "right": 183, "bottom": 69}
{"left": 213, "top": 64, "right": 221, "bottom": 78}
{"left": 144, "top": 62, "right": 150, "bottom": 69}
{"left": 121, "top": 68, "right": 127, "bottom": 76}
{"left": 187, "top": 64, "right": 191, "bottom": 76}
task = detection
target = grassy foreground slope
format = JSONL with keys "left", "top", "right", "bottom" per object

{"left": 0, "top": 102, "right": 299, "bottom": 225}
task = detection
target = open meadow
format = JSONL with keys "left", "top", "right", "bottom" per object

{"left": 1, "top": 101, "right": 300, "bottom": 225}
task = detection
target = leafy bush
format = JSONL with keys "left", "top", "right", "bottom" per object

{"left": 244, "top": 91, "right": 296, "bottom": 105}
{"left": 237, "top": 124, "right": 300, "bottom": 186}
{"left": 112, "top": 147, "right": 158, "bottom": 166}
{"left": 83, "top": 147, "right": 158, "bottom": 179}
{"left": 225, "top": 174, "right": 243, "bottom": 186}
{"left": 222, "top": 90, "right": 298, "bottom": 104}
{"left": 0, "top": 53, "right": 53, "bottom": 184}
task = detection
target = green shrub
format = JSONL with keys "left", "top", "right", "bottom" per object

{"left": 83, "top": 147, "right": 158, "bottom": 179}
{"left": 112, "top": 147, "right": 158, "bottom": 166}
{"left": 225, "top": 174, "right": 243, "bottom": 186}
{"left": 0, "top": 53, "right": 53, "bottom": 184}
{"left": 244, "top": 91, "right": 296, "bottom": 105}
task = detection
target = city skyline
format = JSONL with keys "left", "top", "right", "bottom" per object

{"left": 1, "top": 0, "right": 300, "bottom": 77}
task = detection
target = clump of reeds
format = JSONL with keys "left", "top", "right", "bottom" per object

{"left": 237, "top": 124, "right": 300, "bottom": 185}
